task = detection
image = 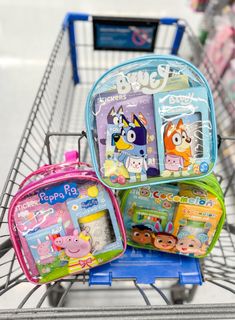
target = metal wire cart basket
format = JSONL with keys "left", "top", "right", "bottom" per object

{"left": 0, "top": 13, "right": 235, "bottom": 319}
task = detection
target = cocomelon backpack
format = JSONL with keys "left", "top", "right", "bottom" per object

{"left": 119, "top": 174, "right": 225, "bottom": 258}
{"left": 8, "top": 151, "right": 126, "bottom": 284}
{"left": 85, "top": 55, "right": 217, "bottom": 189}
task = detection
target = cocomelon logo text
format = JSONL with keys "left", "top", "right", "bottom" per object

{"left": 116, "top": 64, "right": 170, "bottom": 95}
{"left": 39, "top": 183, "right": 79, "bottom": 205}
{"left": 153, "top": 191, "right": 215, "bottom": 207}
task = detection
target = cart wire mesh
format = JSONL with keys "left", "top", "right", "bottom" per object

{"left": 0, "top": 15, "right": 235, "bottom": 317}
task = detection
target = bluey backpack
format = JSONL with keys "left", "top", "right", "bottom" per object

{"left": 85, "top": 55, "right": 217, "bottom": 189}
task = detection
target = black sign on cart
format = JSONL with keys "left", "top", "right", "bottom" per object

{"left": 93, "top": 16, "right": 159, "bottom": 52}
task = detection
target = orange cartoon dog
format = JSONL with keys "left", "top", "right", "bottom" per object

{"left": 163, "top": 119, "right": 192, "bottom": 171}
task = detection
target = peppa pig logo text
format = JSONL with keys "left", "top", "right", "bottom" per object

{"left": 39, "top": 183, "right": 79, "bottom": 205}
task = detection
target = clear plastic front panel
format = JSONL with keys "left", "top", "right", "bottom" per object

{"left": 13, "top": 180, "right": 124, "bottom": 283}
{"left": 86, "top": 56, "right": 217, "bottom": 189}
{"left": 120, "top": 181, "right": 223, "bottom": 258}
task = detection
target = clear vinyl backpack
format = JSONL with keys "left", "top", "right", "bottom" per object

{"left": 8, "top": 151, "right": 126, "bottom": 284}
{"left": 85, "top": 55, "right": 217, "bottom": 189}
{"left": 119, "top": 174, "right": 225, "bottom": 258}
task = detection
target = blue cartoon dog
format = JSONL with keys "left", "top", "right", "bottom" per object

{"left": 113, "top": 114, "right": 148, "bottom": 182}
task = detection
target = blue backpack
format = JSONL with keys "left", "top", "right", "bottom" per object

{"left": 85, "top": 55, "right": 217, "bottom": 189}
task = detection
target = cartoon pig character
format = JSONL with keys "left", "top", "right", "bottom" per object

{"left": 54, "top": 229, "right": 91, "bottom": 258}
{"left": 31, "top": 238, "right": 55, "bottom": 265}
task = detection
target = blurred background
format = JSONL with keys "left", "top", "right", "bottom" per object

{"left": 0, "top": 0, "right": 205, "bottom": 192}
{"left": 0, "top": 0, "right": 234, "bottom": 312}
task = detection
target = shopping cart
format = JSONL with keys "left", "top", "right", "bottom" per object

{"left": 0, "top": 13, "right": 234, "bottom": 319}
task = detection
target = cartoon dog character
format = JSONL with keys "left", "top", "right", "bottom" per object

{"left": 163, "top": 119, "right": 192, "bottom": 176}
{"left": 175, "top": 231, "right": 208, "bottom": 256}
{"left": 100, "top": 106, "right": 123, "bottom": 147}
{"left": 131, "top": 225, "right": 153, "bottom": 245}
{"left": 113, "top": 114, "right": 148, "bottom": 182}
{"left": 153, "top": 221, "right": 177, "bottom": 251}
{"left": 108, "top": 106, "right": 124, "bottom": 126}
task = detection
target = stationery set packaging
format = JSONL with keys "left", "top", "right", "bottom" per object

{"left": 86, "top": 55, "right": 217, "bottom": 189}
{"left": 8, "top": 152, "right": 126, "bottom": 284}
{"left": 119, "top": 174, "right": 225, "bottom": 258}
{"left": 84, "top": 54, "right": 224, "bottom": 258}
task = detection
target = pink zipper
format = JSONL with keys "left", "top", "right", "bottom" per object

{"left": 20, "top": 161, "right": 92, "bottom": 188}
{"left": 9, "top": 171, "right": 127, "bottom": 284}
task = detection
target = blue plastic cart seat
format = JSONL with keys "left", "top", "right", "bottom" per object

{"left": 89, "top": 246, "right": 203, "bottom": 286}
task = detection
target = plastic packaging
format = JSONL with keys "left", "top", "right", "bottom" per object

{"left": 86, "top": 55, "right": 217, "bottom": 189}
{"left": 119, "top": 174, "right": 225, "bottom": 258}
{"left": 8, "top": 152, "right": 126, "bottom": 284}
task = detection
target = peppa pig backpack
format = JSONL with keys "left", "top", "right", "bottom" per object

{"left": 8, "top": 151, "right": 126, "bottom": 284}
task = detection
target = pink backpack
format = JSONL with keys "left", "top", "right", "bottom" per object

{"left": 8, "top": 151, "right": 126, "bottom": 284}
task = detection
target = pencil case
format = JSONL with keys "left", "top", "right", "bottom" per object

{"left": 85, "top": 55, "right": 217, "bottom": 189}
{"left": 8, "top": 151, "right": 126, "bottom": 284}
{"left": 119, "top": 174, "right": 225, "bottom": 258}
